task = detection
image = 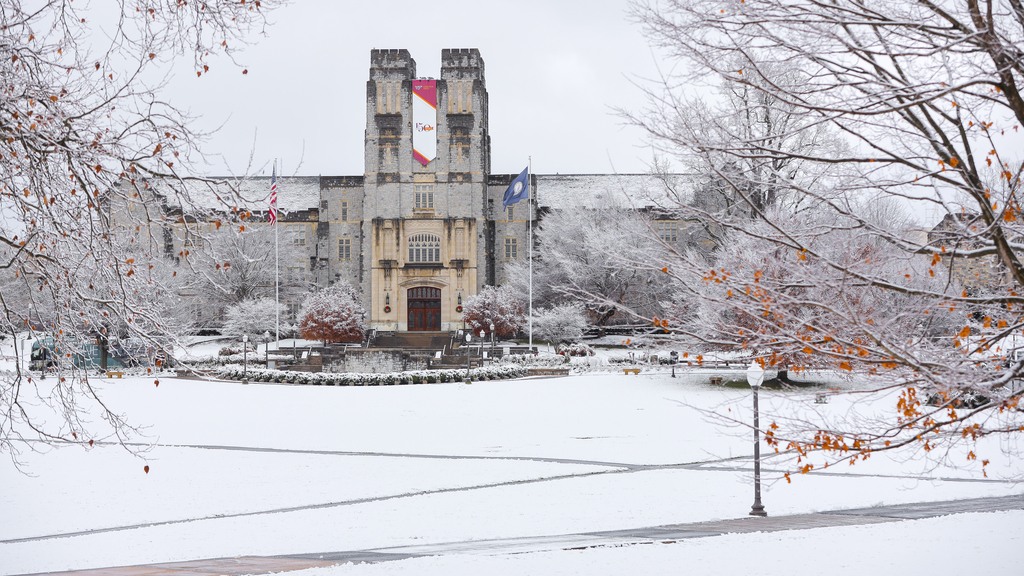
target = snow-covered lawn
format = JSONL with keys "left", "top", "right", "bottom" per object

{"left": 1, "top": 336, "right": 1022, "bottom": 575}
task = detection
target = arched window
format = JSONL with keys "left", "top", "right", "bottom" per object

{"left": 408, "top": 233, "right": 441, "bottom": 263}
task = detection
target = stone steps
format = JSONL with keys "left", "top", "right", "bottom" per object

{"left": 371, "top": 331, "right": 450, "bottom": 351}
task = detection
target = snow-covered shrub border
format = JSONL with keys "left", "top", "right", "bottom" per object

{"left": 216, "top": 364, "right": 527, "bottom": 385}
{"left": 184, "top": 353, "right": 293, "bottom": 367}
{"left": 499, "top": 354, "right": 569, "bottom": 367}
{"left": 498, "top": 352, "right": 602, "bottom": 375}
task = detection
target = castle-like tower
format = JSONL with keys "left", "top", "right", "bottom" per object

{"left": 318, "top": 49, "right": 529, "bottom": 332}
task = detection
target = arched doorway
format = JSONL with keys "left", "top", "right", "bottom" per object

{"left": 407, "top": 287, "right": 441, "bottom": 331}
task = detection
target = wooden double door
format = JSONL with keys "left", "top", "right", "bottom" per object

{"left": 407, "top": 287, "right": 441, "bottom": 331}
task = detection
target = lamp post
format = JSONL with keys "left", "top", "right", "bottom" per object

{"left": 746, "top": 361, "right": 767, "bottom": 517}
{"left": 465, "top": 332, "right": 472, "bottom": 381}
{"left": 490, "top": 323, "right": 496, "bottom": 359}
{"left": 242, "top": 334, "right": 249, "bottom": 385}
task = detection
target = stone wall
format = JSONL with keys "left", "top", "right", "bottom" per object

{"left": 323, "top": 349, "right": 430, "bottom": 373}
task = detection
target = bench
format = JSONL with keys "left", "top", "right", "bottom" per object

{"left": 105, "top": 372, "right": 124, "bottom": 378}
{"left": 623, "top": 368, "right": 641, "bottom": 375}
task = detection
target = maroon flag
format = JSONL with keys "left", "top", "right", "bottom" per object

{"left": 268, "top": 165, "right": 278, "bottom": 225}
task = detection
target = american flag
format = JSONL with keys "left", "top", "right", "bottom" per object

{"left": 268, "top": 164, "right": 278, "bottom": 225}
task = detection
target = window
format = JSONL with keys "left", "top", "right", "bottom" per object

{"left": 414, "top": 184, "right": 434, "bottom": 209}
{"left": 341, "top": 200, "right": 348, "bottom": 222}
{"left": 506, "top": 205, "right": 514, "bottom": 222}
{"left": 286, "top": 302, "right": 301, "bottom": 320}
{"left": 338, "top": 238, "right": 351, "bottom": 260}
{"left": 657, "top": 221, "right": 678, "bottom": 243}
{"left": 408, "top": 233, "right": 441, "bottom": 263}
{"left": 288, "top": 225, "right": 307, "bottom": 246}
{"left": 286, "top": 262, "right": 308, "bottom": 282}
{"left": 184, "top": 229, "right": 204, "bottom": 249}
{"left": 504, "top": 237, "right": 518, "bottom": 260}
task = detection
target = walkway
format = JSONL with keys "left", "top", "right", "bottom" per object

{"left": 25, "top": 494, "right": 1024, "bottom": 576}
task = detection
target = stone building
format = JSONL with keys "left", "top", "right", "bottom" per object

{"left": 119, "top": 49, "right": 691, "bottom": 333}
{"left": 927, "top": 212, "right": 1012, "bottom": 294}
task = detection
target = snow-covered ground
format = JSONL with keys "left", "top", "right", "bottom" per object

{"left": 1, "top": 334, "right": 1022, "bottom": 575}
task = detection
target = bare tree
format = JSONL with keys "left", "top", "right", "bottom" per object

{"left": 628, "top": 0, "right": 1024, "bottom": 475}
{"left": 186, "top": 223, "right": 312, "bottom": 328}
{"left": 517, "top": 205, "right": 671, "bottom": 326}
{"left": 0, "top": 1, "right": 282, "bottom": 456}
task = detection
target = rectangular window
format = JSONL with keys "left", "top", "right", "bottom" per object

{"left": 288, "top": 225, "right": 307, "bottom": 246}
{"left": 338, "top": 238, "right": 351, "bottom": 260}
{"left": 506, "top": 205, "right": 514, "bottom": 222}
{"left": 504, "top": 237, "right": 518, "bottom": 260}
{"left": 414, "top": 184, "right": 434, "bottom": 209}
{"left": 286, "top": 302, "right": 301, "bottom": 319}
{"left": 185, "top": 229, "right": 204, "bottom": 249}
{"left": 286, "top": 262, "right": 308, "bottom": 282}
{"left": 340, "top": 200, "right": 348, "bottom": 222}
{"left": 657, "top": 221, "right": 679, "bottom": 243}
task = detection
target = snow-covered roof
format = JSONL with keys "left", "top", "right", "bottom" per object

{"left": 155, "top": 176, "right": 322, "bottom": 214}
{"left": 535, "top": 174, "right": 686, "bottom": 211}
{"left": 150, "top": 173, "right": 689, "bottom": 215}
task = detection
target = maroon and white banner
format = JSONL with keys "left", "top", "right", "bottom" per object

{"left": 412, "top": 80, "right": 437, "bottom": 166}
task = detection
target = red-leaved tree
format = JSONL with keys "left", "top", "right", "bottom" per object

{"left": 297, "top": 283, "right": 366, "bottom": 344}
{"left": 462, "top": 285, "right": 526, "bottom": 338}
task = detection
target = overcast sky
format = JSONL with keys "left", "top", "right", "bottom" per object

{"left": 159, "top": 0, "right": 671, "bottom": 178}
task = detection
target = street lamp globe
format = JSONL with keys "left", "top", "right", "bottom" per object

{"left": 746, "top": 361, "right": 765, "bottom": 388}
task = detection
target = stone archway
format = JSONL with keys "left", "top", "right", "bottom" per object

{"left": 407, "top": 287, "right": 441, "bottom": 331}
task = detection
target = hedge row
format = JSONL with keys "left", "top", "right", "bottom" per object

{"left": 216, "top": 364, "right": 527, "bottom": 385}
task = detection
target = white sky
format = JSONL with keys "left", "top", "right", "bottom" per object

{"left": 159, "top": 0, "right": 670, "bottom": 178}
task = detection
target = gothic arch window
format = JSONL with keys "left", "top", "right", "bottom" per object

{"left": 408, "top": 233, "right": 441, "bottom": 263}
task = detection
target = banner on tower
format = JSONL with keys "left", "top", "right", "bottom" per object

{"left": 412, "top": 80, "right": 437, "bottom": 166}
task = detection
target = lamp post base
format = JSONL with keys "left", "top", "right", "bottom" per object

{"left": 749, "top": 503, "right": 767, "bottom": 517}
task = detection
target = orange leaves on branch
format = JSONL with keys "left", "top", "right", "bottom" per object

{"left": 958, "top": 326, "right": 971, "bottom": 338}
{"left": 839, "top": 361, "right": 851, "bottom": 371}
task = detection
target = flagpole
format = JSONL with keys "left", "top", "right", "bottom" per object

{"left": 274, "top": 159, "right": 280, "bottom": 350}
{"left": 528, "top": 156, "right": 533, "bottom": 354}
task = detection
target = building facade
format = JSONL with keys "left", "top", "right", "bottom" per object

{"left": 130, "top": 49, "right": 688, "bottom": 333}
{"left": 301, "top": 49, "right": 534, "bottom": 332}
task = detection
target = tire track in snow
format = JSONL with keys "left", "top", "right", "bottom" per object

{"left": 6, "top": 442, "right": 1014, "bottom": 545}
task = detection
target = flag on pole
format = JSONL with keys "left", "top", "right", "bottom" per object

{"left": 268, "top": 165, "right": 278, "bottom": 225}
{"left": 503, "top": 167, "right": 529, "bottom": 210}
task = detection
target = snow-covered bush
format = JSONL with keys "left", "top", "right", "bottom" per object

{"left": 184, "top": 352, "right": 292, "bottom": 368}
{"left": 499, "top": 354, "right": 570, "bottom": 367}
{"left": 557, "top": 343, "right": 595, "bottom": 357}
{"left": 462, "top": 285, "right": 525, "bottom": 338}
{"left": 298, "top": 283, "right": 366, "bottom": 344}
{"left": 533, "top": 303, "right": 589, "bottom": 346}
{"left": 221, "top": 298, "right": 286, "bottom": 344}
{"left": 216, "top": 364, "right": 527, "bottom": 385}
